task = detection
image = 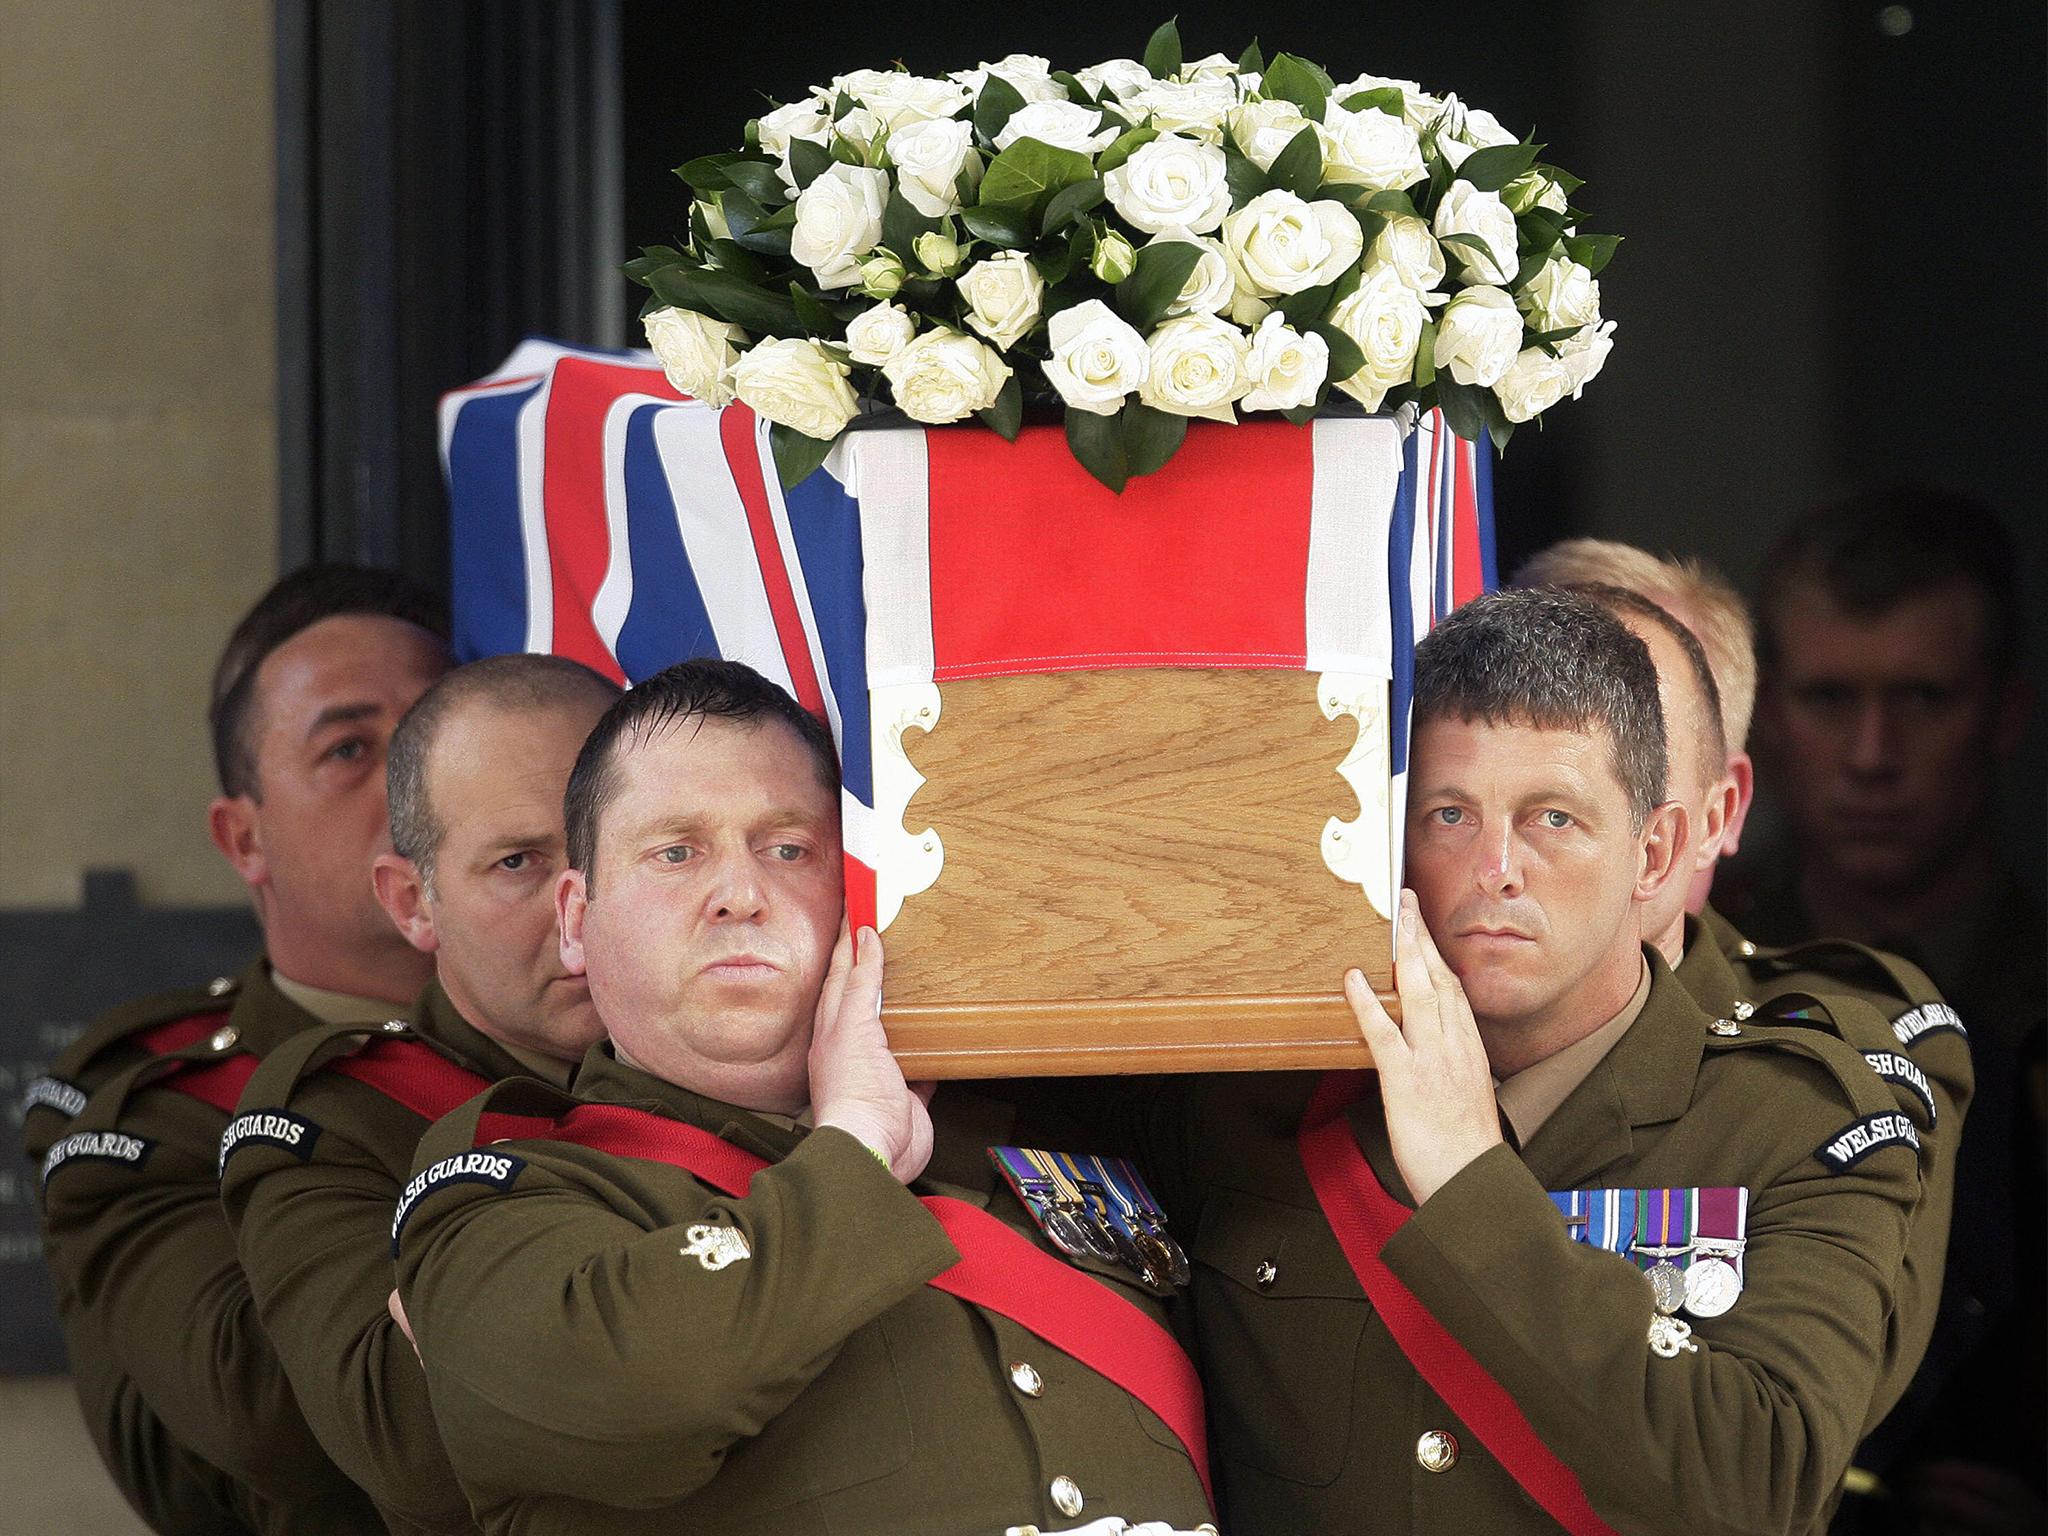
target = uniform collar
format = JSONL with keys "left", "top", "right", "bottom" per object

{"left": 268, "top": 967, "right": 400, "bottom": 1026}
{"left": 1673, "top": 911, "right": 1749, "bottom": 1019}
{"left": 229, "top": 958, "right": 339, "bottom": 1054}
{"left": 406, "top": 982, "right": 571, "bottom": 1087}
{"left": 1494, "top": 959, "right": 1650, "bottom": 1146}
{"left": 571, "top": 1043, "right": 809, "bottom": 1163}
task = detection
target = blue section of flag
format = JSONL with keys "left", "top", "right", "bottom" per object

{"left": 782, "top": 469, "right": 873, "bottom": 805}
{"left": 445, "top": 382, "right": 540, "bottom": 663}
{"left": 1476, "top": 442, "right": 1498, "bottom": 592}
{"left": 613, "top": 403, "right": 720, "bottom": 683}
{"left": 1388, "top": 429, "right": 1419, "bottom": 777}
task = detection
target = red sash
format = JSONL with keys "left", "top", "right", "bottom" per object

{"left": 329, "top": 1040, "right": 493, "bottom": 1121}
{"left": 1298, "top": 1072, "right": 1619, "bottom": 1536}
{"left": 136, "top": 1010, "right": 255, "bottom": 1113}
{"left": 476, "top": 1100, "right": 1214, "bottom": 1508}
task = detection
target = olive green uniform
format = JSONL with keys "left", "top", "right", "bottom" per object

{"left": 394, "top": 1048, "right": 1214, "bottom": 1535}
{"left": 1148, "top": 955, "right": 1921, "bottom": 1536}
{"left": 220, "top": 983, "right": 544, "bottom": 1535}
{"left": 21, "top": 959, "right": 383, "bottom": 1535}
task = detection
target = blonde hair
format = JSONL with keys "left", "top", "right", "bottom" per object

{"left": 1513, "top": 539, "right": 1757, "bottom": 751}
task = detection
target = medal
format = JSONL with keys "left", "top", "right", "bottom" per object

{"left": 1630, "top": 1187, "right": 1695, "bottom": 1315}
{"left": 1683, "top": 1256, "right": 1741, "bottom": 1318}
{"left": 1683, "top": 1186, "right": 1749, "bottom": 1320}
{"left": 1648, "top": 1313, "right": 1698, "bottom": 1358}
{"left": 989, "top": 1146, "right": 1189, "bottom": 1288}
{"left": 1644, "top": 1260, "right": 1686, "bottom": 1315}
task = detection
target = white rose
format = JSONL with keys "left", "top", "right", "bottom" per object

{"left": 1089, "top": 230, "right": 1138, "bottom": 284}
{"left": 1140, "top": 313, "right": 1252, "bottom": 422}
{"left": 789, "top": 163, "right": 888, "bottom": 289}
{"left": 1228, "top": 288, "right": 1273, "bottom": 328}
{"left": 1493, "top": 345, "right": 1574, "bottom": 423}
{"left": 856, "top": 250, "right": 906, "bottom": 299}
{"left": 1557, "top": 319, "right": 1616, "bottom": 397}
{"left": 830, "top": 106, "right": 888, "bottom": 155}
{"left": 1178, "top": 52, "right": 1241, "bottom": 82}
{"left": 1121, "top": 76, "right": 1241, "bottom": 141}
{"left": 1042, "top": 298, "right": 1150, "bottom": 415}
{"left": 1369, "top": 214, "right": 1446, "bottom": 297}
{"left": 1240, "top": 312, "right": 1329, "bottom": 412}
{"left": 1432, "top": 180, "right": 1519, "bottom": 285}
{"left": 951, "top": 54, "right": 1066, "bottom": 105}
{"left": 1332, "top": 72, "right": 1442, "bottom": 133}
{"left": 1075, "top": 58, "right": 1154, "bottom": 102}
{"left": 643, "top": 306, "right": 743, "bottom": 407}
{"left": 843, "top": 302, "right": 917, "bottom": 366}
{"left": 1429, "top": 94, "right": 1518, "bottom": 169}
{"left": 730, "top": 337, "right": 859, "bottom": 440}
{"left": 881, "top": 327, "right": 1012, "bottom": 424}
{"left": 1433, "top": 285, "right": 1523, "bottom": 388}
{"left": 1503, "top": 169, "right": 1570, "bottom": 216}
{"left": 1222, "top": 190, "right": 1366, "bottom": 297}
{"left": 756, "top": 99, "right": 833, "bottom": 163}
{"left": 955, "top": 250, "right": 1045, "bottom": 350}
{"left": 1317, "top": 103, "right": 1427, "bottom": 192}
{"left": 1326, "top": 262, "right": 1427, "bottom": 410}
{"left": 827, "top": 69, "right": 972, "bottom": 130}
{"left": 995, "top": 100, "right": 1118, "bottom": 155}
{"left": 1104, "top": 133, "right": 1232, "bottom": 235}
{"left": 913, "top": 229, "right": 963, "bottom": 275}
{"left": 1516, "top": 254, "right": 1600, "bottom": 333}
{"left": 1149, "top": 229, "right": 1234, "bottom": 317}
{"left": 1226, "top": 99, "right": 1313, "bottom": 172}
{"left": 889, "top": 118, "right": 980, "bottom": 218}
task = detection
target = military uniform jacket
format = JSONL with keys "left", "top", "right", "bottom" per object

{"left": 220, "top": 982, "right": 547, "bottom": 1535}
{"left": 1149, "top": 956, "right": 1919, "bottom": 1536}
{"left": 22, "top": 958, "right": 382, "bottom": 1535}
{"left": 394, "top": 1048, "right": 1214, "bottom": 1535}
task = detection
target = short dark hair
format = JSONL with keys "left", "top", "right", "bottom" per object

{"left": 564, "top": 658, "right": 840, "bottom": 890}
{"left": 1761, "top": 481, "right": 2021, "bottom": 674}
{"left": 1563, "top": 583, "right": 1726, "bottom": 793}
{"left": 1413, "top": 588, "right": 1668, "bottom": 828}
{"left": 210, "top": 565, "right": 449, "bottom": 798}
{"left": 388, "top": 655, "right": 622, "bottom": 890}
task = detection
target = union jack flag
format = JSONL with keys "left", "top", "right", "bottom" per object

{"left": 440, "top": 339, "right": 1494, "bottom": 933}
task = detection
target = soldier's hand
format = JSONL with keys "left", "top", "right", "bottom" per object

{"left": 811, "top": 923, "right": 934, "bottom": 1184}
{"left": 387, "top": 1288, "right": 421, "bottom": 1363}
{"left": 1345, "top": 888, "right": 1503, "bottom": 1205}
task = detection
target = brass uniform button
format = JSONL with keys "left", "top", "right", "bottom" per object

{"left": 1254, "top": 1259, "right": 1278, "bottom": 1290}
{"left": 208, "top": 1025, "right": 240, "bottom": 1053}
{"left": 206, "top": 976, "right": 236, "bottom": 997}
{"left": 1416, "top": 1428, "right": 1459, "bottom": 1472}
{"left": 1008, "top": 1361, "right": 1043, "bottom": 1397}
{"left": 1049, "top": 1474, "right": 1084, "bottom": 1518}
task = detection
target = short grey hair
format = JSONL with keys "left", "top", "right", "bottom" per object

{"left": 1413, "top": 589, "right": 1668, "bottom": 829}
{"left": 388, "top": 654, "right": 621, "bottom": 890}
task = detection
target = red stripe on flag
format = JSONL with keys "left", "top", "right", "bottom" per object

{"left": 717, "top": 404, "right": 826, "bottom": 716}
{"left": 924, "top": 420, "right": 1316, "bottom": 680}
{"left": 1452, "top": 437, "right": 1484, "bottom": 608}
{"left": 540, "top": 357, "right": 681, "bottom": 684}
{"left": 843, "top": 853, "right": 878, "bottom": 939}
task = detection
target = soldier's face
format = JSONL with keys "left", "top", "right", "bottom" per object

{"left": 1765, "top": 581, "right": 2014, "bottom": 893}
{"left": 1406, "top": 716, "right": 1666, "bottom": 1040}
{"left": 562, "top": 715, "right": 842, "bottom": 1110}
{"left": 237, "top": 615, "right": 449, "bottom": 972}
{"left": 415, "top": 699, "right": 610, "bottom": 1061}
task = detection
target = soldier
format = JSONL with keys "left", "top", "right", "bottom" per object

{"left": 1164, "top": 589, "right": 1922, "bottom": 1535}
{"left": 21, "top": 564, "right": 451, "bottom": 1535}
{"left": 219, "top": 655, "right": 619, "bottom": 1535}
{"left": 391, "top": 659, "right": 1216, "bottom": 1535}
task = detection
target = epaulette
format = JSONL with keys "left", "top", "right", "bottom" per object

{"left": 1730, "top": 934, "right": 1943, "bottom": 1012}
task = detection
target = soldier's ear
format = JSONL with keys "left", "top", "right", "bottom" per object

{"left": 1718, "top": 752, "right": 1755, "bottom": 859}
{"left": 1636, "top": 799, "right": 1688, "bottom": 903}
{"left": 372, "top": 853, "right": 438, "bottom": 954}
{"left": 208, "top": 795, "right": 268, "bottom": 891}
{"left": 557, "top": 867, "right": 590, "bottom": 977}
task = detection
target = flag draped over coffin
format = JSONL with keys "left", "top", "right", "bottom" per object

{"left": 440, "top": 339, "right": 1495, "bottom": 935}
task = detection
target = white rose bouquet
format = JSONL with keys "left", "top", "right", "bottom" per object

{"left": 628, "top": 20, "right": 1618, "bottom": 491}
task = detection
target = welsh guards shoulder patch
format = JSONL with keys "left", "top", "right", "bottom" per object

{"left": 1815, "top": 1111, "right": 1920, "bottom": 1171}
{"left": 391, "top": 1149, "right": 527, "bottom": 1254}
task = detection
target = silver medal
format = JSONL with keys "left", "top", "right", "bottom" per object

{"left": 1644, "top": 1259, "right": 1686, "bottom": 1316}
{"left": 1683, "top": 1255, "right": 1742, "bottom": 1318}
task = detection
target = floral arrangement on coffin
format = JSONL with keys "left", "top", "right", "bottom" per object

{"left": 629, "top": 21, "right": 1618, "bottom": 492}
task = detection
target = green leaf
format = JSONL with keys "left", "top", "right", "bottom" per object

{"left": 647, "top": 265, "right": 800, "bottom": 336}
{"left": 769, "top": 422, "right": 838, "bottom": 490}
{"left": 1040, "top": 176, "right": 1105, "bottom": 235}
{"left": 787, "top": 138, "right": 832, "bottom": 191}
{"left": 724, "top": 159, "right": 791, "bottom": 207}
{"left": 1261, "top": 53, "right": 1331, "bottom": 123}
{"left": 1564, "top": 232, "right": 1622, "bottom": 277}
{"left": 1053, "top": 69, "right": 1095, "bottom": 105}
{"left": 1436, "top": 231, "right": 1502, "bottom": 273}
{"left": 1122, "top": 401, "right": 1188, "bottom": 477}
{"left": 1516, "top": 207, "right": 1568, "bottom": 257}
{"left": 790, "top": 283, "right": 836, "bottom": 336}
{"left": 1266, "top": 126, "right": 1323, "bottom": 199}
{"left": 1341, "top": 87, "right": 1408, "bottom": 120}
{"left": 1143, "top": 18, "right": 1183, "bottom": 81}
{"left": 1541, "top": 164, "right": 1585, "bottom": 196}
{"left": 1114, "top": 239, "right": 1205, "bottom": 330}
{"left": 1456, "top": 141, "right": 1543, "bottom": 193}
{"left": 1223, "top": 142, "right": 1269, "bottom": 207}
{"left": 1033, "top": 237, "right": 1074, "bottom": 286}
{"left": 972, "top": 73, "right": 1028, "bottom": 147}
{"left": 1237, "top": 38, "right": 1265, "bottom": 76}
{"left": 1487, "top": 417, "right": 1515, "bottom": 456}
{"left": 882, "top": 192, "right": 941, "bottom": 258}
{"left": 1314, "top": 322, "right": 1365, "bottom": 383}
{"left": 978, "top": 374, "right": 1023, "bottom": 440}
{"left": 1434, "top": 376, "right": 1489, "bottom": 443}
{"left": 1096, "top": 125, "right": 1160, "bottom": 174}
{"left": 1280, "top": 402, "right": 1318, "bottom": 425}
{"left": 675, "top": 153, "right": 740, "bottom": 193}
{"left": 1413, "top": 318, "right": 1438, "bottom": 390}
{"left": 1066, "top": 407, "right": 1129, "bottom": 492}
{"left": 960, "top": 203, "right": 1034, "bottom": 248}
{"left": 980, "top": 138, "right": 1097, "bottom": 213}
{"left": 706, "top": 238, "right": 768, "bottom": 282}
{"left": 829, "top": 135, "right": 865, "bottom": 166}
{"left": 719, "top": 192, "right": 795, "bottom": 257}
{"left": 1364, "top": 189, "right": 1419, "bottom": 219}
{"left": 1277, "top": 280, "right": 1338, "bottom": 328}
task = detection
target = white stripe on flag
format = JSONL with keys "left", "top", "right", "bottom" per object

{"left": 651, "top": 407, "right": 797, "bottom": 697}
{"left": 594, "top": 393, "right": 690, "bottom": 659}
{"left": 1408, "top": 411, "right": 1437, "bottom": 646}
{"left": 842, "top": 430, "right": 935, "bottom": 688}
{"left": 437, "top": 375, "right": 540, "bottom": 480}
{"left": 756, "top": 413, "right": 843, "bottom": 749}
{"left": 1305, "top": 416, "right": 1403, "bottom": 677}
{"left": 515, "top": 377, "right": 555, "bottom": 656}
